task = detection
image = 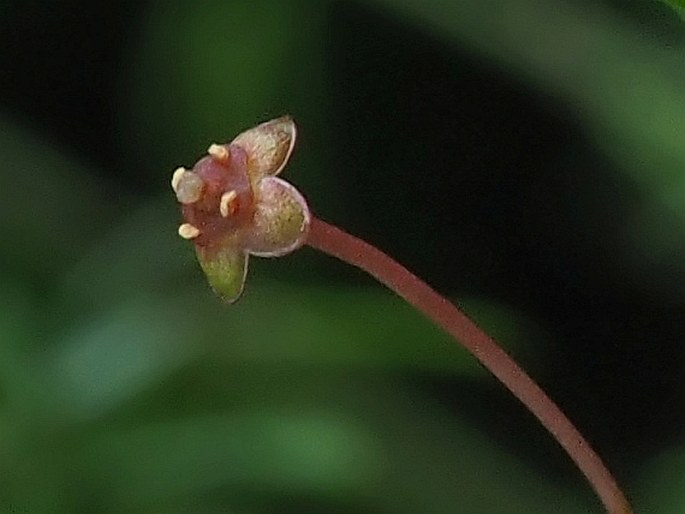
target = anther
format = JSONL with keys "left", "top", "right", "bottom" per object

{"left": 219, "top": 190, "right": 238, "bottom": 218}
{"left": 207, "top": 143, "right": 230, "bottom": 163}
{"left": 171, "top": 167, "right": 187, "bottom": 193}
{"left": 178, "top": 223, "right": 200, "bottom": 240}
{"left": 173, "top": 170, "right": 204, "bottom": 204}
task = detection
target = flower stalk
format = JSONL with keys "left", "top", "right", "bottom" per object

{"left": 306, "top": 217, "right": 632, "bottom": 514}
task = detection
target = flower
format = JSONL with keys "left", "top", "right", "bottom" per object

{"left": 171, "top": 116, "right": 311, "bottom": 302}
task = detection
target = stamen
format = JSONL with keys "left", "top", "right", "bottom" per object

{"left": 178, "top": 223, "right": 200, "bottom": 239}
{"left": 171, "top": 167, "right": 187, "bottom": 193}
{"left": 219, "top": 190, "right": 238, "bottom": 218}
{"left": 207, "top": 143, "right": 230, "bottom": 163}
{"left": 174, "top": 170, "right": 204, "bottom": 204}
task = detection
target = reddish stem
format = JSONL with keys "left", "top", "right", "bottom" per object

{"left": 306, "top": 216, "right": 631, "bottom": 514}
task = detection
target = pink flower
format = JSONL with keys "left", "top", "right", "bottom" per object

{"left": 171, "top": 117, "right": 310, "bottom": 302}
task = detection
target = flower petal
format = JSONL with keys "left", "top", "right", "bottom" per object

{"left": 230, "top": 116, "right": 296, "bottom": 181}
{"left": 195, "top": 244, "right": 249, "bottom": 303}
{"left": 246, "top": 176, "right": 311, "bottom": 257}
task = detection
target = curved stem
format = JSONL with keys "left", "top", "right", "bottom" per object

{"left": 306, "top": 216, "right": 631, "bottom": 514}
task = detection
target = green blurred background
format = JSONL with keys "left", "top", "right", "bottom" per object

{"left": 1, "top": 0, "right": 684, "bottom": 512}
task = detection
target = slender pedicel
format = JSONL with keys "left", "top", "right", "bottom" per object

{"left": 306, "top": 217, "right": 632, "bottom": 514}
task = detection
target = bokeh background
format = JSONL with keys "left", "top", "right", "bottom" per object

{"left": 1, "top": 0, "right": 684, "bottom": 512}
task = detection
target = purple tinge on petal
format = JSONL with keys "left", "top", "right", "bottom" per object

{"left": 246, "top": 176, "right": 311, "bottom": 257}
{"left": 195, "top": 243, "right": 249, "bottom": 303}
{"left": 230, "top": 116, "right": 296, "bottom": 182}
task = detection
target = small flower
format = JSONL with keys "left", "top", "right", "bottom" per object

{"left": 171, "top": 116, "right": 310, "bottom": 302}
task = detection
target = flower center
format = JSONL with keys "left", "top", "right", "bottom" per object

{"left": 180, "top": 143, "right": 254, "bottom": 249}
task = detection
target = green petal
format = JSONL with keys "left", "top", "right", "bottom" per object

{"left": 196, "top": 244, "right": 249, "bottom": 303}
{"left": 230, "top": 116, "right": 296, "bottom": 182}
{"left": 246, "top": 176, "right": 311, "bottom": 257}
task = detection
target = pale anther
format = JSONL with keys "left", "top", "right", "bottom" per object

{"left": 178, "top": 223, "right": 200, "bottom": 239}
{"left": 220, "top": 190, "right": 238, "bottom": 218}
{"left": 171, "top": 167, "right": 187, "bottom": 193}
{"left": 174, "top": 171, "right": 204, "bottom": 204}
{"left": 207, "top": 143, "right": 230, "bottom": 162}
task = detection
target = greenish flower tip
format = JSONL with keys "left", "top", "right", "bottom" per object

{"left": 171, "top": 116, "right": 311, "bottom": 302}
